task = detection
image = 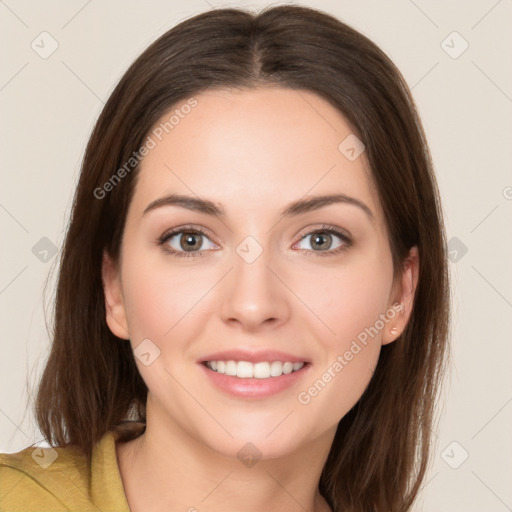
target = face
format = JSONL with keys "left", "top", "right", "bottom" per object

{"left": 103, "top": 86, "right": 418, "bottom": 459}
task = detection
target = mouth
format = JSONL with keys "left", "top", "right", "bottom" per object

{"left": 198, "top": 350, "right": 311, "bottom": 399}
{"left": 202, "top": 360, "right": 307, "bottom": 379}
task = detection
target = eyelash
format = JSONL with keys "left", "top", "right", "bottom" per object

{"left": 157, "top": 224, "right": 353, "bottom": 259}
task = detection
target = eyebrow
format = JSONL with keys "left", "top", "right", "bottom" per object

{"left": 143, "top": 193, "right": 375, "bottom": 222}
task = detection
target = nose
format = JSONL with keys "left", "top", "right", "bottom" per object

{"left": 219, "top": 244, "right": 290, "bottom": 332}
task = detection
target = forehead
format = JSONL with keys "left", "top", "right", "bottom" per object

{"left": 130, "top": 86, "right": 384, "bottom": 227}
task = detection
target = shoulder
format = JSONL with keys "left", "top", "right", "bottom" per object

{"left": 0, "top": 436, "right": 105, "bottom": 512}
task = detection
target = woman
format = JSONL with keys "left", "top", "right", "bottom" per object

{"left": 0, "top": 5, "right": 450, "bottom": 511}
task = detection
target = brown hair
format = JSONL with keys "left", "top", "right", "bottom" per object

{"left": 35, "top": 5, "right": 450, "bottom": 511}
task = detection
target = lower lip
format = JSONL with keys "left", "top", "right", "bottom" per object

{"left": 198, "top": 363, "right": 311, "bottom": 399}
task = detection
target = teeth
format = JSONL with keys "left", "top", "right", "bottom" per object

{"left": 254, "top": 362, "right": 270, "bottom": 379}
{"left": 237, "top": 361, "right": 254, "bottom": 378}
{"left": 282, "top": 362, "right": 294, "bottom": 374}
{"left": 270, "top": 361, "right": 282, "bottom": 377}
{"left": 225, "top": 360, "right": 237, "bottom": 376}
{"left": 205, "top": 360, "right": 305, "bottom": 379}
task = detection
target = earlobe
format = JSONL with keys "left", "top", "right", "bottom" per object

{"left": 101, "top": 250, "right": 130, "bottom": 340}
{"left": 382, "top": 246, "right": 419, "bottom": 345}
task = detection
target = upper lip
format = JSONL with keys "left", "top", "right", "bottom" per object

{"left": 199, "top": 349, "right": 309, "bottom": 364}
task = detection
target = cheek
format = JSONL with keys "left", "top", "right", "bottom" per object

{"left": 296, "top": 341, "right": 380, "bottom": 437}
{"left": 119, "top": 254, "right": 213, "bottom": 391}
{"left": 120, "top": 239, "right": 208, "bottom": 339}
{"left": 291, "top": 252, "right": 392, "bottom": 422}
{"left": 122, "top": 270, "right": 175, "bottom": 342}
{"left": 295, "top": 252, "right": 393, "bottom": 351}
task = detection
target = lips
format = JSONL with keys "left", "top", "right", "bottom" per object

{"left": 198, "top": 349, "right": 311, "bottom": 399}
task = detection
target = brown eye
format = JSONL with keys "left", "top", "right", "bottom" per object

{"left": 178, "top": 231, "right": 204, "bottom": 252}
{"left": 309, "top": 232, "right": 334, "bottom": 251}
{"left": 296, "top": 227, "right": 350, "bottom": 255}
{"left": 159, "top": 227, "right": 218, "bottom": 258}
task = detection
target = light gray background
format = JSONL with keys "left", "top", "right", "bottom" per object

{"left": 1, "top": 1, "right": 511, "bottom": 510}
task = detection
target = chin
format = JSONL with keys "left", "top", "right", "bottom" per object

{"left": 194, "top": 416, "right": 313, "bottom": 463}
{"left": 207, "top": 435, "right": 302, "bottom": 463}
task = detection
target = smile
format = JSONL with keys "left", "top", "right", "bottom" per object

{"left": 205, "top": 360, "right": 305, "bottom": 379}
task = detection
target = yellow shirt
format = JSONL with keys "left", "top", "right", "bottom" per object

{"left": 0, "top": 430, "right": 130, "bottom": 511}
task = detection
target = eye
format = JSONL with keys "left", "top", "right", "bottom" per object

{"left": 158, "top": 224, "right": 352, "bottom": 259}
{"left": 294, "top": 225, "right": 352, "bottom": 256}
{"left": 158, "top": 226, "right": 218, "bottom": 258}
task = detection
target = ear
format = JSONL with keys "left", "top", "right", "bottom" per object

{"left": 101, "top": 250, "right": 130, "bottom": 340}
{"left": 381, "top": 246, "right": 419, "bottom": 345}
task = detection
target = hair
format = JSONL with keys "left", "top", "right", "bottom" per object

{"left": 34, "top": 5, "right": 450, "bottom": 512}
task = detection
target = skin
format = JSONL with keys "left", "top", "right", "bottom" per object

{"left": 102, "top": 86, "right": 419, "bottom": 512}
